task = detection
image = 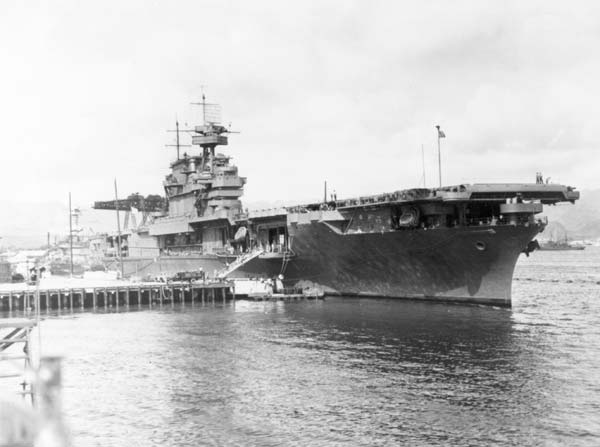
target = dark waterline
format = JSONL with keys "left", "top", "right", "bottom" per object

{"left": 3, "top": 248, "right": 600, "bottom": 446}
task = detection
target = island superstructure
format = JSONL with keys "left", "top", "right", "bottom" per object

{"left": 94, "top": 99, "right": 579, "bottom": 307}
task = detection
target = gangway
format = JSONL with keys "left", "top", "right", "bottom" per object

{"left": 217, "top": 248, "right": 264, "bottom": 279}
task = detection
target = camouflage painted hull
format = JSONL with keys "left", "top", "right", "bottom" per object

{"left": 108, "top": 222, "right": 540, "bottom": 307}
{"left": 230, "top": 222, "right": 542, "bottom": 307}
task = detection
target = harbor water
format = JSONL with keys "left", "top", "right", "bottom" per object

{"left": 3, "top": 248, "right": 600, "bottom": 446}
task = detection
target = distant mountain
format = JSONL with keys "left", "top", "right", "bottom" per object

{"left": 0, "top": 200, "right": 117, "bottom": 249}
{"left": 541, "top": 189, "right": 600, "bottom": 239}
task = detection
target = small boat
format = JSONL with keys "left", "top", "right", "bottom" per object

{"left": 538, "top": 221, "right": 585, "bottom": 251}
{"left": 538, "top": 240, "right": 585, "bottom": 251}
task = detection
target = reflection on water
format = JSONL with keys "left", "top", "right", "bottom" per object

{"left": 2, "top": 248, "right": 600, "bottom": 446}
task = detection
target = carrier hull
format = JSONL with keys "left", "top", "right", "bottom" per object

{"left": 113, "top": 221, "right": 542, "bottom": 307}
{"left": 93, "top": 100, "right": 579, "bottom": 308}
{"left": 229, "top": 222, "right": 542, "bottom": 307}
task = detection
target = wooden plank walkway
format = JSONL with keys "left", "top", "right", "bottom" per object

{"left": 248, "top": 293, "right": 324, "bottom": 301}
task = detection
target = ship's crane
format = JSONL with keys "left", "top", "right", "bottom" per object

{"left": 93, "top": 194, "right": 166, "bottom": 230}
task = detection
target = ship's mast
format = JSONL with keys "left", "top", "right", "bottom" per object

{"left": 176, "top": 121, "right": 180, "bottom": 160}
{"left": 166, "top": 118, "right": 191, "bottom": 160}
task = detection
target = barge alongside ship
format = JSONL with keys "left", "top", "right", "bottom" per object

{"left": 95, "top": 99, "right": 579, "bottom": 307}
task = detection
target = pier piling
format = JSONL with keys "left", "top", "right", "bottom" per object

{"left": 0, "top": 281, "right": 235, "bottom": 313}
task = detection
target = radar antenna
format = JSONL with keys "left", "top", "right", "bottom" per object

{"left": 166, "top": 119, "right": 192, "bottom": 160}
{"left": 191, "top": 93, "right": 221, "bottom": 125}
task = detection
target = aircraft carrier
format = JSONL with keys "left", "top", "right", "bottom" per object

{"left": 94, "top": 99, "right": 579, "bottom": 307}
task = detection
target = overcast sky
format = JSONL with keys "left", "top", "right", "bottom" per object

{"left": 1, "top": 0, "right": 599, "bottom": 212}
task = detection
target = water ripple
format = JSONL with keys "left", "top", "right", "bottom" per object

{"left": 5, "top": 247, "right": 599, "bottom": 446}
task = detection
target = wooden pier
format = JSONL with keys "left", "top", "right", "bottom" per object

{"left": 0, "top": 281, "right": 234, "bottom": 312}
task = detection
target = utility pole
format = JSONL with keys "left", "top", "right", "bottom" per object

{"left": 114, "top": 179, "right": 124, "bottom": 279}
{"left": 68, "top": 192, "right": 73, "bottom": 277}
{"left": 436, "top": 125, "right": 445, "bottom": 188}
{"left": 324, "top": 180, "right": 327, "bottom": 203}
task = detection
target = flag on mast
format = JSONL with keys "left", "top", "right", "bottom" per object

{"left": 438, "top": 128, "right": 446, "bottom": 138}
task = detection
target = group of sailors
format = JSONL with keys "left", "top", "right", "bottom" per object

{"left": 225, "top": 241, "right": 286, "bottom": 255}
{"left": 262, "top": 275, "right": 285, "bottom": 295}
{"left": 535, "top": 172, "right": 551, "bottom": 184}
{"left": 260, "top": 242, "right": 285, "bottom": 253}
